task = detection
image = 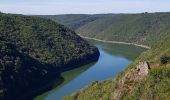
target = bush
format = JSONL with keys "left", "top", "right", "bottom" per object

{"left": 160, "top": 55, "right": 169, "bottom": 64}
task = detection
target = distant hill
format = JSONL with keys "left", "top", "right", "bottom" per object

{"left": 0, "top": 13, "right": 99, "bottom": 100}
{"left": 36, "top": 14, "right": 116, "bottom": 30}
{"left": 39, "top": 12, "right": 170, "bottom": 47}
{"left": 36, "top": 14, "right": 98, "bottom": 30}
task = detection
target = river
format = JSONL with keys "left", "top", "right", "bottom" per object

{"left": 35, "top": 40, "right": 146, "bottom": 100}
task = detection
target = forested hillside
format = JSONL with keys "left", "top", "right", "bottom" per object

{"left": 62, "top": 13, "right": 170, "bottom": 100}
{"left": 36, "top": 14, "right": 98, "bottom": 30}
{"left": 0, "top": 13, "right": 99, "bottom": 100}
{"left": 39, "top": 12, "right": 170, "bottom": 47}
{"left": 77, "top": 12, "right": 170, "bottom": 47}
{"left": 36, "top": 14, "right": 115, "bottom": 30}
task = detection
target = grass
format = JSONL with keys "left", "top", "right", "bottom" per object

{"left": 64, "top": 37, "right": 170, "bottom": 100}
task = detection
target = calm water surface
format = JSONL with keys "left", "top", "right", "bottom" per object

{"left": 35, "top": 41, "right": 146, "bottom": 100}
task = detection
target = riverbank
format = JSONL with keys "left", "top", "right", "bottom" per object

{"left": 35, "top": 42, "right": 146, "bottom": 100}
{"left": 22, "top": 49, "right": 100, "bottom": 100}
{"left": 79, "top": 35, "right": 151, "bottom": 49}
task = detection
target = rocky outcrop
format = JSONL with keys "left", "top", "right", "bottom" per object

{"left": 136, "top": 62, "right": 150, "bottom": 79}
{"left": 113, "top": 62, "right": 150, "bottom": 99}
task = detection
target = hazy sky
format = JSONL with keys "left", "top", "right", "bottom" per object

{"left": 0, "top": 0, "right": 170, "bottom": 15}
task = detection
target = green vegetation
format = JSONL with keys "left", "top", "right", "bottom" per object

{"left": 0, "top": 13, "right": 99, "bottom": 68}
{"left": 64, "top": 37, "right": 170, "bottom": 100}
{"left": 160, "top": 55, "right": 170, "bottom": 64}
{"left": 0, "top": 13, "right": 99, "bottom": 100}
{"left": 1, "top": 12, "right": 169, "bottom": 100}
{"left": 36, "top": 14, "right": 98, "bottom": 30}
{"left": 60, "top": 12, "right": 170, "bottom": 100}
{"left": 0, "top": 41, "right": 54, "bottom": 100}
{"left": 36, "top": 14, "right": 115, "bottom": 30}
{"left": 40, "top": 12, "right": 170, "bottom": 47}
{"left": 126, "top": 65, "right": 170, "bottom": 100}
{"left": 35, "top": 62, "right": 95, "bottom": 100}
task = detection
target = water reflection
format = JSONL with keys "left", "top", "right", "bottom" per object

{"left": 35, "top": 41, "right": 146, "bottom": 100}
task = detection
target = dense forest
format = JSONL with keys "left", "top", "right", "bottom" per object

{"left": 39, "top": 12, "right": 170, "bottom": 47}
{"left": 0, "top": 13, "right": 99, "bottom": 100}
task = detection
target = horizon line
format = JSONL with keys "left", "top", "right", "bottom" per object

{"left": 1, "top": 11, "right": 170, "bottom": 16}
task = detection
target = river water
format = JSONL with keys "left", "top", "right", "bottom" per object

{"left": 35, "top": 40, "right": 146, "bottom": 100}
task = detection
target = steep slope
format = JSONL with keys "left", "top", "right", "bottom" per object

{"left": 77, "top": 12, "right": 170, "bottom": 47}
{"left": 39, "top": 12, "right": 170, "bottom": 47}
{"left": 36, "top": 14, "right": 98, "bottom": 30}
{"left": 0, "top": 13, "right": 99, "bottom": 100}
{"left": 62, "top": 13, "right": 170, "bottom": 100}
{"left": 64, "top": 35, "right": 170, "bottom": 100}
{"left": 0, "top": 41, "right": 55, "bottom": 100}
{"left": 36, "top": 12, "right": 170, "bottom": 100}
{"left": 36, "top": 14, "right": 115, "bottom": 30}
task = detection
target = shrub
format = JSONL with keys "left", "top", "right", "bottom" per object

{"left": 160, "top": 55, "right": 169, "bottom": 64}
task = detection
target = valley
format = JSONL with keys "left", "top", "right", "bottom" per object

{"left": 35, "top": 40, "right": 146, "bottom": 100}
{"left": 37, "top": 12, "right": 170, "bottom": 100}
{"left": 0, "top": 11, "right": 170, "bottom": 100}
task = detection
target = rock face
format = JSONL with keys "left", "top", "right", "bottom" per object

{"left": 113, "top": 62, "right": 150, "bottom": 99}
{"left": 136, "top": 62, "right": 150, "bottom": 78}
